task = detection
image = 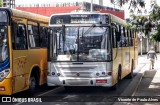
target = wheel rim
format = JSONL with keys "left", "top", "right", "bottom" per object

{"left": 30, "top": 77, "right": 36, "bottom": 90}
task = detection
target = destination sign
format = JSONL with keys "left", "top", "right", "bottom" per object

{"left": 50, "top": 14, "right": 110, "bottom": 24}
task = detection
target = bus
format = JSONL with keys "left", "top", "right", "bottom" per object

{"left": 47, "top": 12, "right": 138, "bottom": 89}
{"left": 0, "top": 8, "right": 49, "bottom": 95}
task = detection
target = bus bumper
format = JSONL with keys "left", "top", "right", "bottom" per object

{"left": 0, "top": 78, "right": 12, "bottom": 95}
{"left": 47, "top": 76, "right": 113, "bottom": 87}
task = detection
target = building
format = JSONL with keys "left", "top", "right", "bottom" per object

{"left": 16, "top": 1, "right": 124, "bottom": 19}
{"left": 2, "top": 0, "right": 15, "bottom": 8}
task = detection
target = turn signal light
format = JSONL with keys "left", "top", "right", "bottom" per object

{"left": 107, "top": 72, "right": 112, "bottom": 76}
{"left": 5, "top": 70, "right": 10, "bottom": 72}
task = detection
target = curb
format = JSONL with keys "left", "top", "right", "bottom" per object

{"left": 113, "top": 63, "right": 146, "bottom": 105}
{"left": 120, "top": 63, "right": 146, "bottom": 96}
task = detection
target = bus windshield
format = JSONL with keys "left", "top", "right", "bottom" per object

{"left": 0, "top": 26, "right": 8, "bottom": 62}
{"left": 0, "top": 11, "right": 8, "bottom": 23}
{"left": 51, "top": 26, "right": 111, "bottom": 62}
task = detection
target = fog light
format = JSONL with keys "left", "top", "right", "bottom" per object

{"left": 52, "top": 72, "right": 55, "bottom": 75}
{"left": 102, "top": 72, "right": 105, "bottom": 75}
{"left": 47, "top": 72, "right": 51, "bottom": 76}
{"left": 57, "top": 73, "right": 60, "bottom": 76}
{"left": 96, "top": 73, "right": 100, "bottom": 76}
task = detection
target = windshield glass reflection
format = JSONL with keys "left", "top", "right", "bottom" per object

{"left": 53, "top": 26, "right": 111, "bottom": 61}
{"left": 0, "top": 26, "right": 8, "bottom": 62}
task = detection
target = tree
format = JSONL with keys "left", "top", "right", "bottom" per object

{"left": 110, "top": 0, "right": 145, "bottom": 14}
{"left": 0, "top": 0, "right": 2, "bottom": 7}
{"left": 129, "top": 15, "right": 152, "bottom": 36}
{"left": 125, "top": 0, "right": 160, "bottom": 41}
{"left": 149, "top": 0, "right": 160, "bottom": 41}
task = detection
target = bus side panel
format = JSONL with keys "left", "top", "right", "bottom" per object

{"left": 38, "top": 49, "right": 48, "bottom": 85}
{"left": 112, "top": 48, "right": 122, "bottom": 85}
{"left": 12, "top": 50, "right": 29, "bottom": 94}
{"left": 12, "top": 49, "right": 48, "bottom": 94}
{"left": 27, "top": 49, "right": 47, "bottom": 86}
{"left": 121, "top": 47, "right": 130, "bottom": 79}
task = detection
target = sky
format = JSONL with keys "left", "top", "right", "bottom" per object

{"left": 15, "top": 0, "right": 160, "bottom": 19}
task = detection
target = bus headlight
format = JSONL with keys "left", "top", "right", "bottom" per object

{"left": 0, "top": 69, "right": 10, "bottom": 82}
{"left": 102, "top": 72, "right": 105, "bottom": 75}
{"left": 0, "top": 72, "right": 5, "bottom": 79}
{"left": 96, "top": 73, "right": 100, "bottom": 76}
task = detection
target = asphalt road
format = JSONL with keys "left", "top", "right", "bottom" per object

{"left": 0, "top": 62, "right": 146, "bottom": 105}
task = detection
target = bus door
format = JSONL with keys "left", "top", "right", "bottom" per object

{"left": 11, "top": 18, "right": 28, "bottom": 93}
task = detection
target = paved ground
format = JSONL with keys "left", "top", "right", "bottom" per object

{"left": 114, "top": 53, "right": 160, "bottom": 105}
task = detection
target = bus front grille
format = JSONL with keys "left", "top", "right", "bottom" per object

{"left": 62, "top": 72, "right": 92, "bottom": 78}
{"left": 66, "top": 79, "right": 90, "bottom": 85}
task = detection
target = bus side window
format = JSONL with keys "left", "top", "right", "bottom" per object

{"left": 28, "top": 24, "right": 40, "bottom": 48}
{"left": 40, "top": 27, "right": 48, "bottom": 47}
{"left": 11, "top": 22, "right": 16, "bottom": 49}
{"left": 130, "top": 29, "right": 133, "bottom": 46}
{"left": 112, "top": 28, "right": 117, "bottom": 48}
{"left": 125, "top": 29, "right": 129, "bottom": 47}
{"left": 121, "top": 27, "right": 129, "bottom": 47}
{"left": 15, "top": 24, "right": 27, "bottom": 50}
{"left": 127, "top": 29, "right": 130, "bottom": 47}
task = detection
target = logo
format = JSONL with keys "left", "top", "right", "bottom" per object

{"left": 2, "top": 97, "right": 11, "bottom": 102}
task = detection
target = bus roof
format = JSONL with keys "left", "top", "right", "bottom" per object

{"left": 0, "top": 7, "right": 49, "bottom": 23}
{"left": 50, "top": 12, "right": 126, "bottom": 25}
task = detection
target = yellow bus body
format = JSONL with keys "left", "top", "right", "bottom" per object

{"left": 110, "top": 14, "right": 138, "bottom": 86}
{"left": 0, "top": 8, "right": 49, "bottom": 95}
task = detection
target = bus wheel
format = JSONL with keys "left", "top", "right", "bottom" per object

{"left": 127, "top": 60, "right": 134, "bottom": 79}
{"left": 29, "top": 76, "right": 36, "bottom": 93}
{"left": 111, "top": 66, "right": 121, "bottom": 90}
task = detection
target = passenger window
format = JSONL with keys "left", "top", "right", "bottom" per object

{"left": 15, "top": 24, "right": 27, "bottom": 50}
{"left": 28, "top": 24, "right": 40, "bottom": 48}
{"left": 40, "top": 27, "right": 48, "bottom": 47}
{"left": 112, "top": 28, "right": 117, "bottom": 48}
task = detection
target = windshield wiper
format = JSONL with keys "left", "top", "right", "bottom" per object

{"left": 82, "top": 24, "right": 95, "bottom": 36}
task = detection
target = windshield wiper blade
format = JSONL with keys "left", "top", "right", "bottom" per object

{"left": 82, "top": 24, "right": 95, "bottom": 36}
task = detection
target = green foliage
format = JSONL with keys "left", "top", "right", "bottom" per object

{"left": 149, "top": 3, "right": 160, "bottom": 41}
{"left": 130, "top": 15, "right": 151, "bottom": 36}
{"left": 151, "top": 34, "right": 160, "bottom": 41}
{"left": 0, "top": 0, "right": 2, "bottom": 7}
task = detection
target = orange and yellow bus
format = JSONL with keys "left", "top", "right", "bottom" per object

{"left": 0, "top": 8, "right": 49, "bottom": 95}
{"left": 47, "top": 12, "right": 138, "bottom": 90}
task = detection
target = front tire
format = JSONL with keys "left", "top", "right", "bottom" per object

{"left": 28, "top": 76, "right": 36, "bottom": 93}
{"left": 111, "top": 66, "right": 121, "bottom": 90}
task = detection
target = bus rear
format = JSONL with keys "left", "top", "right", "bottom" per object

{"left": 48, "top": 13, "right": 113, "bottom": 87}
